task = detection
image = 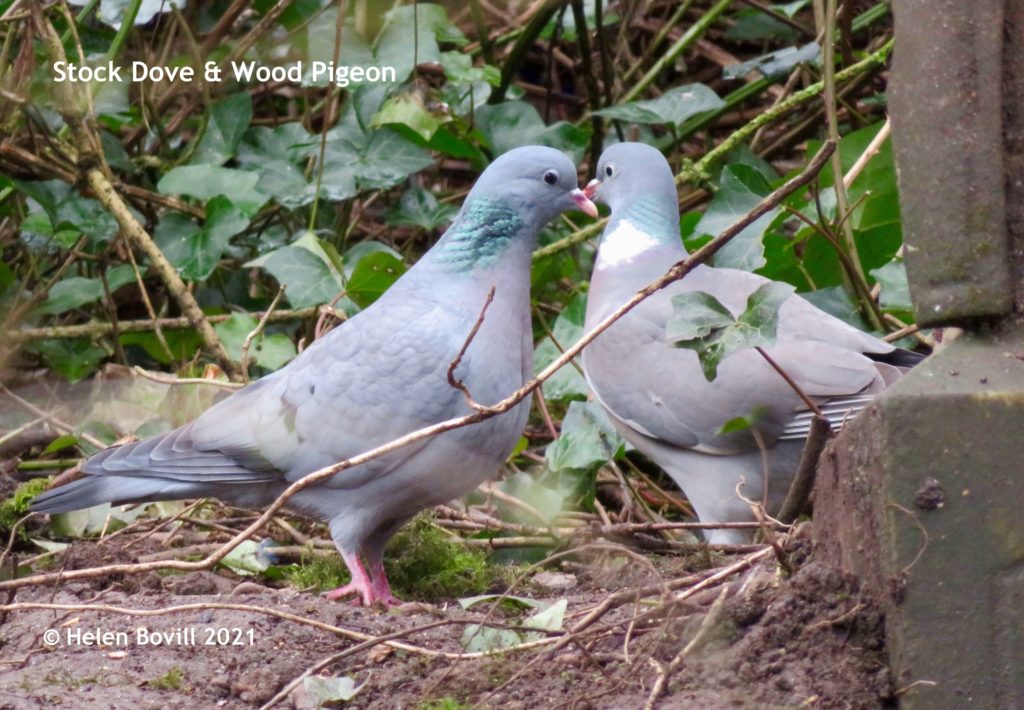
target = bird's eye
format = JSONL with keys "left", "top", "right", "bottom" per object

{"left": 543, "top": 170, "right": 559, "bottom": 185}
{"left": 604, "top": 164, "right": 614, "bottom": 178}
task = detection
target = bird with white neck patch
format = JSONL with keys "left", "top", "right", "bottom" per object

{"left": 580, "top": 142, "right": 920, "bottom": 543}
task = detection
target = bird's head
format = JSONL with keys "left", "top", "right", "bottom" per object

{"left": 467, "top": 146, "right": 597, "bottom": 227}
{"left": 584, "top": 142, "right": 678, "bottom": 217}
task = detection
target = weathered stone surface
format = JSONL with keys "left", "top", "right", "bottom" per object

{"left": 816, "top": 326, "right": 1024, "bottom": 707}
{"left": 889, "top": 0, "right": 1013, "bottom": 326}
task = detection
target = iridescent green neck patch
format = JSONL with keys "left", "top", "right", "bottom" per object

{"left": 433, "top": 197, "right": 525, "bottom": 271}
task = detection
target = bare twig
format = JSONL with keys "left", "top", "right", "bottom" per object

{"left": 446, "top": 286, "right": 497, "bottom": 412}
{"left": 240, "top": 286, "right": 286, "bottom": 383}
{"left": 2, "top": 142, "right": 835, "bottom": 594}
{"left": 777, "top": 415, "right": 832, "bottom": 524}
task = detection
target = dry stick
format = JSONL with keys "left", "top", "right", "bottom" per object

{"left": 483, "top": 548, "right": 772, "bottom": 705}
{"left": 0, "top": 601, "right": 559, "bottom": 662}
{"left": 240, "top": 286, "right": 286, "bottom": 383}
{"left": 754, "top": 346, "right": 824, "bottom": 417}
{"left": 0, "top": 384, "right": 106, "bottom": 450}
{"left": 0, "top": 141, "right": 835, "bottom": 594}
{"left": 28, "top": 9, "right": 242, "bottom": 381}
{"left": 446, "top": 286, "right": 497, "bottom": 412}
{"left": 6, "top": 307, "right": 320, "bottom": 344}
{"left": 643, "top": 584, "right": 731, "bottom": 710}
{"left": 777, "top": 415, "right": 832, "bottom": 524}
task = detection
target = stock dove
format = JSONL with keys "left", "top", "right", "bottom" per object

{"left": 32, "top": 145, "right": 598, "bottom": 604}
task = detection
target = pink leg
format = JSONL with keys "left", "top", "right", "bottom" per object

{"left": 324, "top": 550, "right": 374, "bottom": 605}
{"left": 366, "top": 558, "right": 400, "bottom": 607}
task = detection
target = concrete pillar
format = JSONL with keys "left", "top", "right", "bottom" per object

{"left": 814, "top": 1, "right": 1024, "bottom": 706}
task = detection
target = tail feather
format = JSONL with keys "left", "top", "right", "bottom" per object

{"left": 29, "top": 476, "right": 201, "bottom": 514}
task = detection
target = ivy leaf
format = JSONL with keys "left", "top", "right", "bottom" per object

{"left": 38, "top": 264, "right": 141, "bottom": 315}
{"left": 594, "top": 84, "right": 724, "bottom": 128}
{"left": 158, "top": 166, "right": 267, "bottom": 216}
{"left": 375, "top": 3, "right": 465, "bottom": 80}
{"left": 533, "top": 294, "right": 589, "bottom": 402}
{"left": 213, "top": 313, "right": 296, "bottom": 372}
{"left": 667, "top": 282, "right": 795, "bottom": 381}
{"left": 870, "top": 259, "right": 913, "bottom": 312}
{"left": 346, "top": 251, "right": 407, "bottom": 308}
{"left": 694, "top": 164, "right": 778, "bottom": 271}
{"left": 371, "top": 90, "right": 451, "bottom": 141}
{"left": 474, "top": 101, "right": 590, "bottom": 160}
{"left": 385, "top": 184, "right": 457, "bottom": 232}
{"left": 191, "top": 92, "right": 254, "bottom": 166}
{"left": 545, "top": 400, "right": 624, "bottom": 473}
{"left": 302, "top": 675, "right": 363, "bottom": 705}
{"left": 248, "top": 234, "right": 346, "bottom": 309}
{"left": 440, "top": 50, "right": 500, "bottom": 86}
{"left": 179, "top": 196, "right": 249, "bottom": 281}
{"left": 26, "top": 339, "right": 107, "bottom": 383}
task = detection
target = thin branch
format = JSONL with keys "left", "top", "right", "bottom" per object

{"left": 446, "top": 286, "right": 496, "bottom": 412}
{"left": 240, "top": 286, "right": 286, "bottom": 383}
{"left": 1, "top": 141, "right": 835, "bottom": 594}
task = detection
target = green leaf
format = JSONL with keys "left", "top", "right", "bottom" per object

{"left": 440, "top": 51, "right": 500, "bottom": 86}
{"left": 724, "top": 42, "right": 819, "bottom": 80}
{"left": 39, "top": 264, "right": 140, "bottom": 315}
{"left": 594, "top": 84, "right": 724, "bottom": 128}
{"left": 474, "top": 101, "right": 590, "bottom": 160}
{"left": 667, "top": 282, "right": 796, "bottom": 381}
{"left": 346, "top": 251, "right": 407, "bottom": 308}
{"left": 799, "top": 286, "right": 869, "bottom": 330}
{"left": 870, "top": 259, "right": 913, "bottom": 312}
{"left": 213, "top": 313, "right": 296, "bottom": 371}
{"left": 157, "top": 166, "right": 267, "bottom": 216}
{"left": 179, "top": 196, "right": 249, "bottom": 281}
{"left": 311, "top": 93, "right": 435, "bottom": 203}
{"left": 371, "top": 90, "right": 451, "bottom": 141}
{"left": 191, "top": 92, "right": 254, "bottom": 165}
{"left": 26, "top": 339, "right": 107, "bottom": 383}
{"left": 460, "top": 624, "right": 523, "bottom": 653}
{"left": 545, "top": 400, "right": 624, "bottom": 473}
{"left": 375, "top": 4, "right": 465, "bottom": 81}
{"left": 385, "top": 184, "right": 458, "bottom": 231}
{"left": 16, "top": 179, "right": 119, "bottom": 244}
{"left": 302, "top": 675, "right": 363, "bottom": 704}
{"left": 250, "top": 237, "right": 345, "bottom": 308}
{"left": 525, "top": 599, "right": 568, "bottom": 632}
{"left": 533, "top": 294, "right": 589, "bottom": 402}
{"left": 694, "top": 164, "right": 778, "bottom": 271}
{"left": 219, "top": 540, "right": 269, "bottom": 576}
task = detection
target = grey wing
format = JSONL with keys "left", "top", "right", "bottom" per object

{"left": 190, "top": 296, "right": 468, "bottom": 490}
{"left": 584, "top": 266, "right": 897, "bottom": 452}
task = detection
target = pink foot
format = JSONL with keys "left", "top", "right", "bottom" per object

{"left": 323, "top": 551, "right": 401, "bottom": 607}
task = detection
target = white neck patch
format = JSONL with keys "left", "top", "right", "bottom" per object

{"left": 595, "top": 218, "right": 661, "bottom": 270}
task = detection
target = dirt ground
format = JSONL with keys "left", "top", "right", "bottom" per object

{"left": 0, "top": 527, "right": 893, "bottom": 710}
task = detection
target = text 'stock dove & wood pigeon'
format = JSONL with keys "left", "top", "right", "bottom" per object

{"left": 579, "top": 142, "right": 921, "bottom": 544}
{"left": 31, "top": 145, "right": 598, "bottom": 605}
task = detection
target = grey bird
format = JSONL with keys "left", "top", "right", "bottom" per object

{"left": 580, "top": 142, "right": 919, "bottom": 544}
{"left": 32, "top": 146, "right": 598, "bottom": 605}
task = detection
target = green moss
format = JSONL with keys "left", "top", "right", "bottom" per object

{"left": 149, "top": 667, "right": 184, "bottom": 690}
{"left": 0, "top": 478, "right": 49, "bottom": 538}
{"left": 285, "top": 552, "right": 349, "bottom": 592}
{"left": 384, "top": 514, "right": 502, "bottom": 601}
{"left": 284, "top": 514, "right": 519, "bottom": 601}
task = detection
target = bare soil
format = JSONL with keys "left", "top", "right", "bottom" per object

{"left": 0, "top": 532, "right": 893, "bottom": 709}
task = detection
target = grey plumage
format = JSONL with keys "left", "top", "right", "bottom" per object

{"left": 581, "top": 142, "right": 919, "bottom": 544}
{"left": 32, "top": 145, "right": 598, "bottom": 605}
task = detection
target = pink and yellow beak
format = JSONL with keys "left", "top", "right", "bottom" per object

{"left": 583, "top": 178, "right": 601, "bottom": 202}
{"left": 570, "top": 187, "right": 599, "bottom": 218}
